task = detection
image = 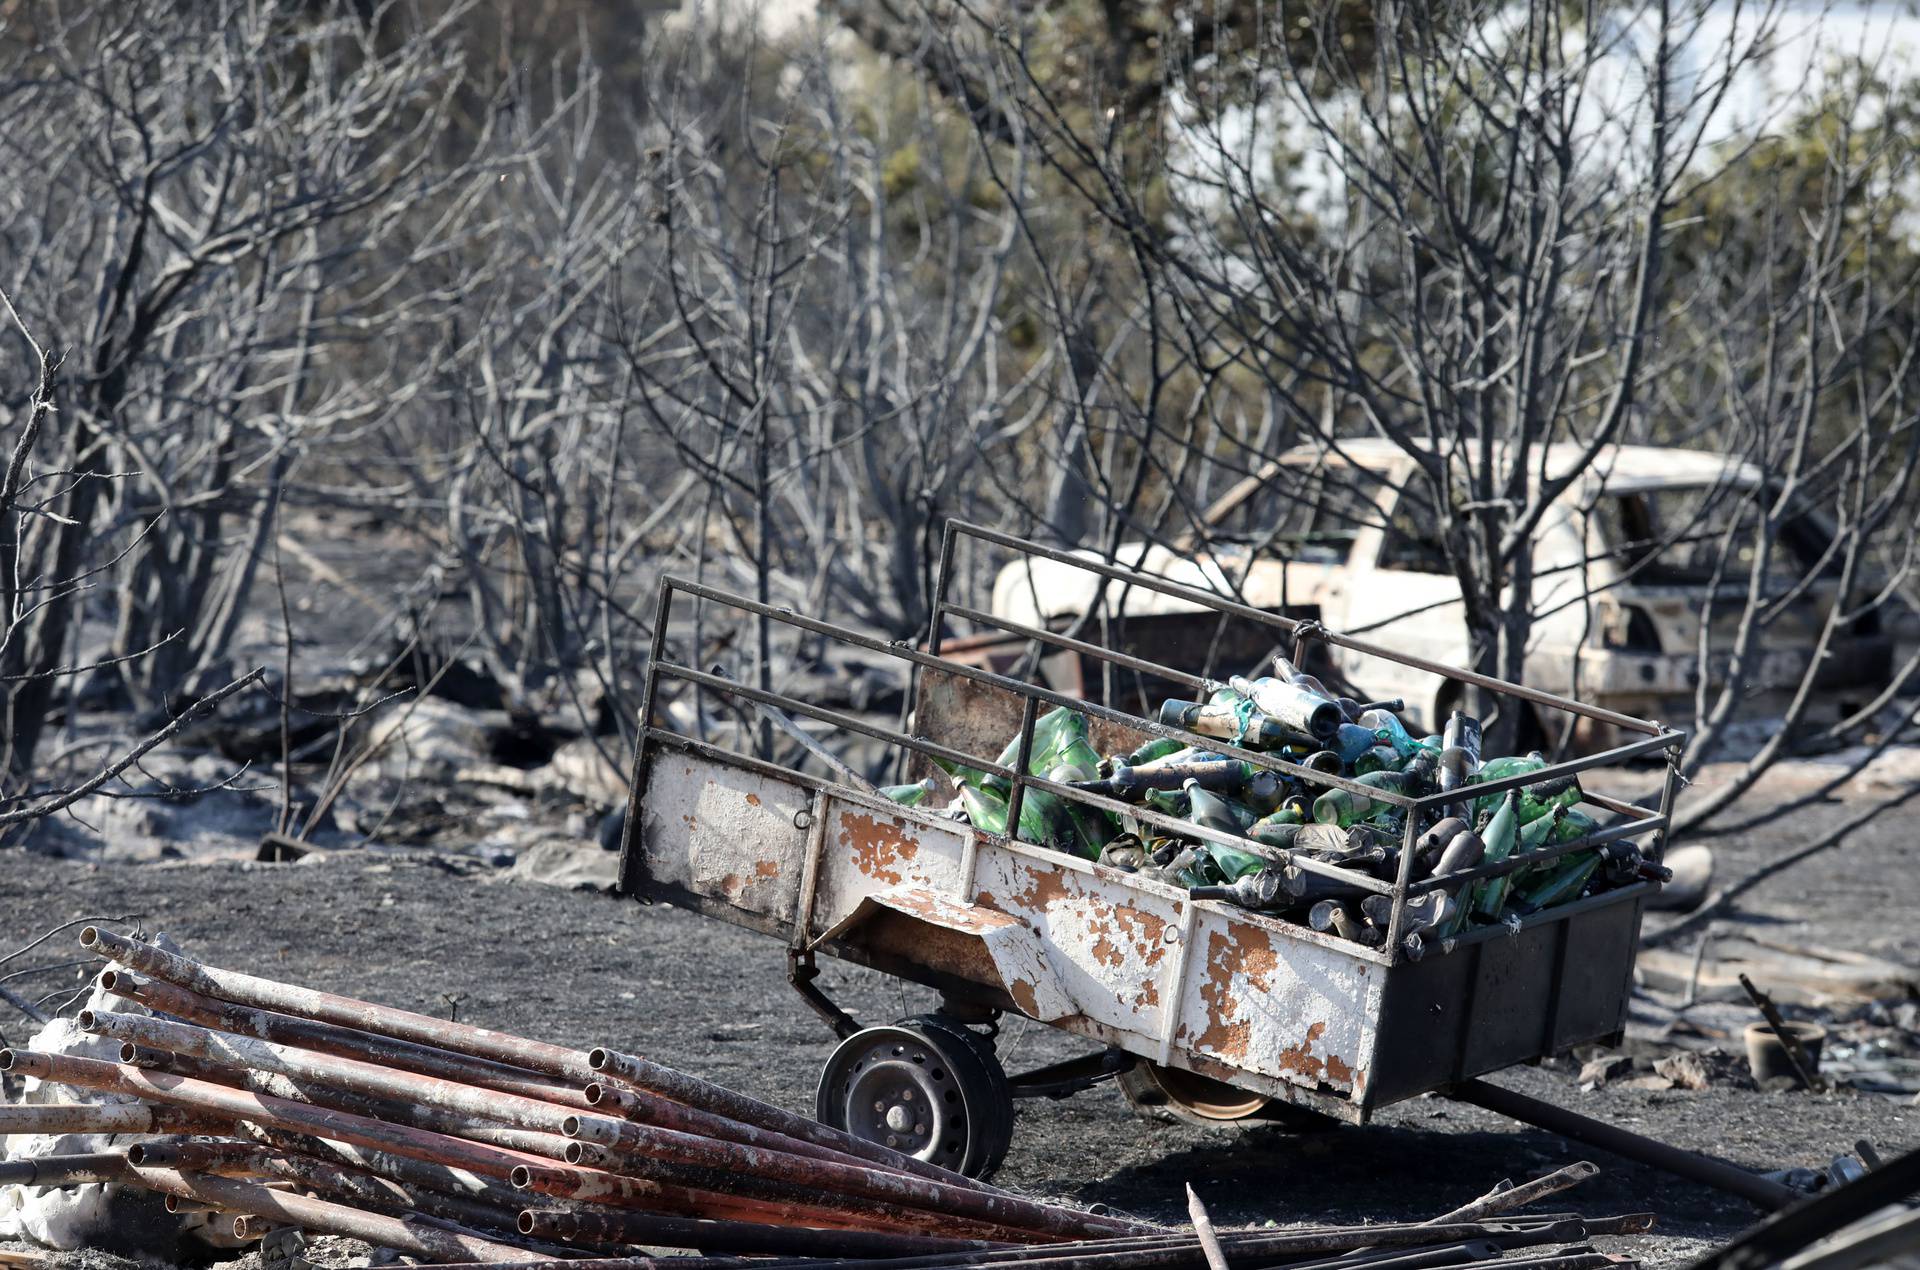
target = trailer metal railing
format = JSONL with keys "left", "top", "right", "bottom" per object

{"left": 626, "top": 520, "right": 1686, "bottom": 967}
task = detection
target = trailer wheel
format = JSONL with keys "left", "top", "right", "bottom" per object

{"left": 814, "top": 1019, "right": 1014, "bottom": 1181}
{"left": 1117, "top": 1061, "right": 1334, "bottom": 1130}
{"left": 901, "top": 1013, "right": 1014, "bottom": 1178}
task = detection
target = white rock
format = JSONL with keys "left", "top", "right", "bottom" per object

{"left": 503, "top": 839, "right": 620, "bottom": 890}
{"left": 0, "top": 942, "right": 241, "bottom": 1253}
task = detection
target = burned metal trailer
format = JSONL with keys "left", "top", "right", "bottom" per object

{"left": 617, "top": 521, "right": 1712, "bottom": 1190}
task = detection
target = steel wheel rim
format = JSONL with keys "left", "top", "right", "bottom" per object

{"left": 1145, "top": 1063, "right": 1270, "bottom": 1121}
{"left": 818, "top": 1028, "right": 973, "bottom": 1174}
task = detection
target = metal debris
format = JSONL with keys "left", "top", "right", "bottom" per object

{"left": 0, "top": 929, "right": 1659, "bottom": 1266}
{"left": 0, "top": 928, "right": 1133, "bottom": 1258}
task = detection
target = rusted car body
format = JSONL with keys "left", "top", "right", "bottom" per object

{"left": 989, "top": 442, "right": 1895, "bottom": 743}
{"left": 620, "top": 522, "right": 1684, "bottom": 1140}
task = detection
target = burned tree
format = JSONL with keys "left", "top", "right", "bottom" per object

{"left": 0, "top": 0, "right": 504, "bottom": 786}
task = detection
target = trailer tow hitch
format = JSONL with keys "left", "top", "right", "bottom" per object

{"left": 788, "top": 947, "right": 862, "bottom": 1040}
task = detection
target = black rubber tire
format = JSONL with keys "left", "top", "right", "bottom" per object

{"left": 900, "top": 1014, "right": 1013, "bottom": 1179}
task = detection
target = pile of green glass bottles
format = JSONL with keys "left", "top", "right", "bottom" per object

{"left": 875, "top": 656, "right": 1664, "bottom": 957}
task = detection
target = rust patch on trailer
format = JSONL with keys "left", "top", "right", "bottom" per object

{"left": 1008, "top": 867, "right": 1071, "bottom": 913}
{"left": 1274, "top": 1021, "right": 1330, "bottom": 1079}
{"left": 1190, "top": 914, "right": 1359, "bottom": 1083}
{"left": 1272, "top": 1021, "right": 1357, "bottom": 1090}
{"left": 1072, "top": 892, "right": 1167, "bottom": 972}
{"left": 1008, "top": 979, "right": 1041, "bottom": 1017}
{"left": 839, "top": 812, "right": 915, "bottom": 887}
{"left": 1006, "top": 867, "right": 1174, "bottom": 978}
{"left": 1112, "top": 904, "right": 1168, "bottom": 967}
{"left": 874, "top": 887, "right": 1016, "bottom": 935}
{"left": 1188, "top": 922, "right": 1363, "bottom": 1091}
{"left": 745, "top": 793, "right": 762, "bottom": 807}
{"left": 755, "top": 860, "right": 779, "bottom": 879}
{"left": 859, "top": 909, "right": 1002, "bottom": 987}
{"left": 1193, "top": 928, "right": 1277, "bottom": 1063}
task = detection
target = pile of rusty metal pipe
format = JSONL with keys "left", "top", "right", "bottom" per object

{"left": 0, "top": 929, "right": 1653, "bottom": 1268}
{"left": 0, "top": 928, "right": 1146, "bottom": 1261}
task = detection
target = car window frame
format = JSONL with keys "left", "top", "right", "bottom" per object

{"left": 1374, "top": 472, "right": 1453, "bottom": 576}
{"left": 1202, "top": 459, "right": 1387, "bottom": 567}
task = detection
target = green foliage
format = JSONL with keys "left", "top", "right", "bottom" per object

{"left": 1670, "top": 64, "right": 1920, "bottom": 283}
{"left": 881, "top": 142, "right": 923, "bottom": 198}
{"left": 1657, "top": 60, "right": 1920, "bottom": 458}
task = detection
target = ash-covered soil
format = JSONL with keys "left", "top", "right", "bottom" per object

{"left": 1, "top": 837, "right": 1912, "bottom": 1267}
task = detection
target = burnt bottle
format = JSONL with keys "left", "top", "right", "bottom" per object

{"left": 1432, "top": 827, "right": 1486, "bottom": 879}
{"left": 1309, "top": 899, "right": 1382, "bottom": 946}
{"left": 1466, "top": 791, "right": 1522, "bottom": 920}
{"left": 1415, "top": 815, "right": 1470, "bottom": 871}
{"left": 1185, "top": 779, "right": 1260, "bottom": 835}
{"left": 879, "top": 778, "right": 939, "bottom": 806}
{"left": 1247, "top": 799, "right": 1309, "bottom": 850}
{"left": 1356, "top": 708, "right": 1420, "bottom": 759}
{"left": 1078, "top": 752, "right": 1244, "bottom": 800}
{"left": 1122, "top": 734, "right": 1187, "bottom": 767}
{"left": 1399, "top": 747, "right": 1440, "bottom": 790}
{"left": 1311, "top": 770, "right": 1415, "bottom": 827}
{"left": 1227, "top": 673, "right": 1343, "bottom": 744}
{"left": 1352, "top": 745, "right": 1402, "bottom": 776}
{"left": 1157, "top": 698, "right": 1298, "bottom": 750}
{"left": 1189, "top": 869, "right": 1289, "bottom": 911}
{"left": 1360, "top": 890, "right": 1454, "bottom": 938}
{"left": 1437, "top": 710, "right": 1482, "bottom": 795}
{"left": 1270, "top": 656, "right": 1342, "bottom": 706}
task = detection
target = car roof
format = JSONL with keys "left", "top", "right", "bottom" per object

{"left": 1193, "top": 440, "right": 1764, "bottom": 535}
{"left": 1279, "top": 439, "right": 1762, "bottom": 491}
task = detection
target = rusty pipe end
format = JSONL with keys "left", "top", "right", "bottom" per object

{"left": 0, "top": 1050, "right": 16, "bottom": 1071}
{"left": 565, "top": 1114, "right": 623, "bottom": 1147}
{"left": 586, "top": 1047, "right": 611, "bottom": 1070}
{"left": 509, "top": 1165, "right": 534, "bottom": 1189}
{"left": 77, "top": 1010, "right": 98, "bottom": 1031}
{"left": 562, "top": 1141, "right": 587, "bottom": 1165}
{"left": 119, "top": 1044, "right": 138, "bottom": 1063}
{"left": 518, "top": 1210, "right": 536, "bottom": 1235}
{"left": 98, "top": 968, "right": 147, "bottom": 996}
{"left": 78, "top": 926, "right": 101, "bottom": 950}
{"left": 582, "top": 1082, "right": 607, "bottom": 1105}
{"left": 126, "top": 1143, "right": 152, "bottom": 1166}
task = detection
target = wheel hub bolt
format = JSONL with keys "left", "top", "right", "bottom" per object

{"left": 885, "top": 1104, "right": 914, "bottom": 1132}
